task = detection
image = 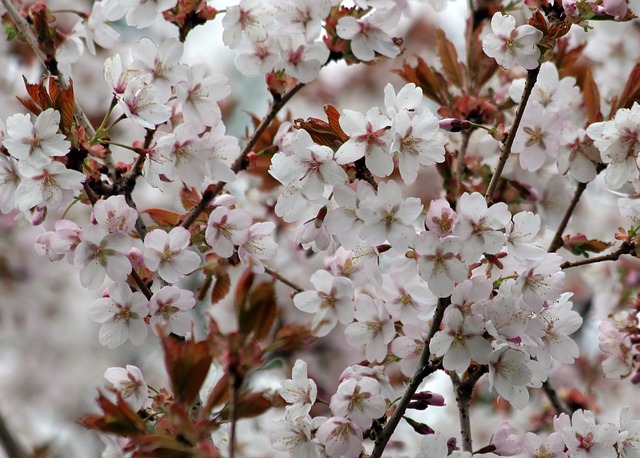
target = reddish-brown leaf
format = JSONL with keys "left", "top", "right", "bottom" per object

{"left": 325, "top": 104, "right": 348, "bottom": 141}
{"left": 218, "top": 390, "right": 273, "bottom": 422}
{"left": 394, "top": 57, "right": 449, "bottom": 105}
{"left": 211, "top": 268, "right": 231, "bottom": 304}
{"left": 582, "top": 69, "right": 602, "bottom": 124}
{"left": 57, "top": 80, "right": 75, "bottom": 132}
{"left": 201, "top": 373, "right": 230, "bottom": 417}
{"left": 162, "top": 335, "right": 213, "bottom": 407}
{"left": 196, "top": 275, "right": 213, "bottom": 302}
{"left": 76, "top": 392, "right": 147, "bottom": 436}
{"left": 144, "top": 208, "right": 181, "bottom": 226}
{"left": 180, "top": 186, "right": 201, "bottom": 211}
{"left": 613, "top": 63, "right": 640, "bottom": 115}
{"left": 237, "top": 282, "right": 277, "bottom": 341}
{"left": 435, "top": 28, "right": 466, "bottom": 90}
{"left": 467, "top": 25, "right": 499, "bottom": 92}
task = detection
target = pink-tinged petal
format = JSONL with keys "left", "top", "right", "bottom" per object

{"left": 80, "top": 260, "right": 106, "bottom": 289}
{"left": 128, "top": 320, "right": 148, "bottom": 345}
{"left": 99, "top": 321, "right": 128, "bottom": 348}
{"left": 293, "top": 291, "right": 320, "bottom": 313}
{"left": 104, "top": 253, "right": 132, "bottom": 282}
{"left": 88, "top": 298, "right": 118, "bottom": 323}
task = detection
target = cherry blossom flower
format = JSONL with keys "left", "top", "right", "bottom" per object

{"left": 74, "top": 1, "right": 119, "bottom": 55}
{"left": 429, "top": 307, "right": 492, "bottom": 374}
{"left": 330, "top": 377, "right": 386, "bottom": 427}
{"left": 558, "top": 410, "right": 618, "bottom": 458}
{"left": 270, "top": 129, "right": 348, "bottom": 201}
{"left": 118, "top": 78, "right": 172, "bottom": 129}
{"left": 4, "top": 109, "right": 70, "bottom": 168}
{"left": 535, "top": 293, "right": 582, "bottom": 367}
{"left": 391, "top": 323, "right": 428, "bottom": 377}
{"left": 521, "top": 431, "right": 566, "bottom": 458}
{"left": 148, "top": 286, "right": 196, "bottom": 336}
{"left": 618, "top": 407, "right": 640, "bottom": 458}
{"left": 271, "top": 414, "right": 323, "bottom": 458}
{"left": 129, "top": 37, "right": 186, "bottom": 103}
{"left": 325, "top": 182, "right": 374, "bottom": 250}
{"left": 88, "top": 282, "right": 149, "bottom": 348}
{"left": 103, "top": 53, "right": 148, "bottom": 98}
{"left": 453, "top": 192, "right": 511, "bottom": 262}
{"left": 513, "top": 253, "right": 565, "bottom": 312}
{"left": 336, "top": 9, "right": 400, "bottom": 62}
{"left": 14, "top": 161, "right": 85, "bottom": 212}
{"left": 505, "top": 211, "right": 546, "bottom": 261}
{"left": 278, "top": 359, "right": 317, "bottom": 418}
{"left": 143, "top": 227, "right": 201, "bottom": 283}
{"left": 513, "top": 102, "right": 562, "bottom": 172}
{"left": 414, "top": 231, "right": 468, "bottom": 297}
{"left": 557, "top": 129, "right": 600, "bottom": 184}
{"left": 599, "top": 319, "right": 634, "bottom": 379}
{"left": 35, "top": 219, "right": 82, "bottom": 263}
{"left": 488, "top": 345, "right": 532, "bottom": 409}
{"left": 490, "top": 422, "right": 523, "bottom": 456}
{"left": 293, "top": 270, "right": 354, "bottom": 337}
{"left": 222, "top": 0, "right": 270, "bottom": 49}
{"left": 482, "top": 12, "right": 543, "bottom": 70}
{"left": 0, "top": 153, "right": 19, "bottom": 214}
{"left": 176, "top": 64, "right": 230, "bottom": 127}
{"left": 104, "top": 365, "right": 148, "bottom": 411}
{"left": 587, "top": 102, "right": 640, "bottom": 190}
{"left": 234, "top": 37, "right": 281, "bottom": 76}
{"left": 277, "top": 35, "right": 329, "bottom": 84}
{"left": 74, "top": 224, "right": 132, "bottom": 289}
{"left": 383, "top": 82, "right": 423, "bottom": 119}
{"left": 92, "top": 195, "right": 139, "bottom": 234}
{"left": 315, "top": 417, "right": 362, "bottom": 458}
{"left": 205, "top": 206, "right": 252, "bottom": 258}
{"left": 339, "top": 365, "right": 395, "bottom": 400}
{"left": 275, "top": 0, "right": 330, "bottom": 42}
{"left": 357, "top": 180, "right": 423, "bottom": 251}
{"left": 336, "top": 108, "right": 393, "bottom": 177}
{"left": 344, "top": 294, "right": 395, "bottom": 363}
{"left": 237, "top": 222, "right": 278, "bottom": 273}
{"left": 124, "top": 0, "right": 177, "bottom": 29}
{"left": 390, "top": 109, "right": 445, "bottom": 184}
{"left": 425, "top": 198, "right": 457, "bottom": 237}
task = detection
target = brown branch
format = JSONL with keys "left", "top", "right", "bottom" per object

{"left": 450, "top": 366, "right": 487, "bottom": 453}
{"left": 485, "top": 67, "right": 540, "bottom": 204}
{"left": 560, "top": 242, "right": 634, "bottom": 270}
{"left": 542, "top": 380, "right": 570, "bottom": 416}
{"left": 370, "top": 297, "right": 450, "bottom": 458}
{"left": 180, "top": 83, "right": 306, "bottom": 229}
{"left": 547, "top": 181, "right": 588, "bottom": 253}
{"left": 264, "top": 266, "right": 304, "bottom": 293}
{"left": 0, "top": 409, "right": 28, "bottom": 458}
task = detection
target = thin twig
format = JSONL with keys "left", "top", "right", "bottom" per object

{"left": 560, "top": 242, "right": 634, "bottom": 270}
{"left": 0, "top": 409, "right": 28, "bottom": 458}
{"left": 456, "top": 129, "right": 472, "bottom": 199}
{"left": 450, "top": 366, "right": 487, "bottom": 453}
{"left": 264, "top": 266, "right": 304, "bottom": 293}
{"left": 180, "top": 83, "right": 306, "bottom": 230}
{"left": 485, "top": 67, "right": 540, "bottom": 204}
{"left": 547, "top": 182, "right": 588, "bottom": 253}
{"left": 370, "top": 298, "right": 450, "bottom": 458}
{"left": 542, "top": 380, "right": 571, "bottom": 416}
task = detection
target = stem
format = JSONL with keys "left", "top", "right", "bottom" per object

{"left": 370, "top": 298, "right": 450, "bottom": 458}
{"left": 450, "top": 366, "right": 486, "bottom": 453}
{"left": 263, "top": 266, "right": 304, "bottom": 293}
{"left": 180, "top": 83, "right": 306, "bottom": 230}
{"left": 228, "top": 375, "right": 239, "bottom": 458}
{"left": 547, "top": 182, "right": 588, "bottom": 253}
{"left": 0, "top": 409, "right": 28, "bottom": 458}
{"left": 456, "top": 129, "right": 472, "bottom": 198}
{"left": 485, "top": 67, "right": 540, "bottom": 204}
{"left": 560, "top": 242, "right": 634, "bottom": 269}
{"left": 542, "top": 380, "right": 570, "bottom": 416}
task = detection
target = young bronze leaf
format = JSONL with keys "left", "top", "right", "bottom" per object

{"left": 162, "top": 335, "right": 213, "bottom": 407}
{"left": 614, "top": 63, "right": 640, "bottom": 114}
{"left": 325, "top": 104, "right": 348, "bottom": 142}
{"left": 435, "top": 28, "right": 466, "bottom": 90}
{"left": 467, "top": 25, "right": 499, "bottom": 92}
{"left": 144, "top": 208, "right": 181, "bottom": 227}
{"left": 201, "top": 373, "right": 230, "bottom": 417}
{"left": 57, "top": 80, "right": 75, "bottom": 132}
{"left": 180, "top": 186, "right": 201, "bottom": 211}
{"left": 394, "top": 57, "right": 449, "bottom": 106}
{"left": 237, "top": 282, "right": 277, "bottom": 341}
{"left": 76, "top": 392, "right": 147, "bottom": 436}
{"left": 211, "top": 268, "right": 231, "bottom": 304}
{"left": 582, "top": 69, "right": 602, "bottom": 124}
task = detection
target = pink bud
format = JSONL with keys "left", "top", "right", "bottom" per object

{"left": 126, "top": 247, "right": 144, "bottom": 269}
{"left": 439, "top": 118, "right": 471, "bottom": 132}
{"left": 31, "top": 205, "right": 47, "bottom": 226}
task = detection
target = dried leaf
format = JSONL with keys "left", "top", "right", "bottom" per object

{"left": 582, "top": 69, "right": 602, "bottom": 124}
{"left": 435, "top": 28, "right": 466, "bottom": 90}
{"left": 144, "top": 208, "right": 181, "bottom": 226}
{"left": 562, "top": 234, "right": 613, "bottom": 257}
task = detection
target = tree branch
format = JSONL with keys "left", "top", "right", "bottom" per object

{"left": 560, "top": 242, "right": 634, "bottom": 270}
{"left": 264, "top": 266, "right": 304, "bottom": 293}
{"left": 180, "top": 83, "right": 306, "bottom": 230}
{"left": 0, "top": 409, "right": 28, "bottom": 458}
{"left": 485, "top": 67, "right": 540, "bottom": 204}
{"left": 547, "top": 181, "right": 588, "bottom": 253}
{"left": 370, "top": 297, "right": 450, "bottom": 458}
